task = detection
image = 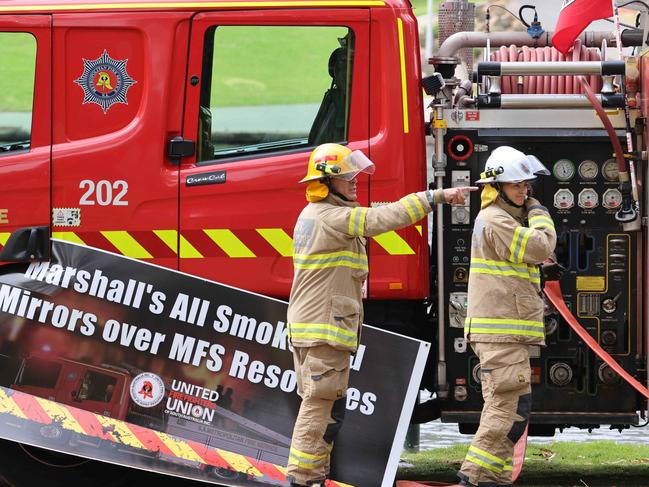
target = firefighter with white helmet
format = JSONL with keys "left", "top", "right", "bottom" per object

{"left": 457, "top": 146, "right": 557, "bottom": 487}
{"left": 286, "top": 143, "right": 477, "bottom": 487}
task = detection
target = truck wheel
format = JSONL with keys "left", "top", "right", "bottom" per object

{"left": 208, "top": 465, "right": 241, "bottom": 479}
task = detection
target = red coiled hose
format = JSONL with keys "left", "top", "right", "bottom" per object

{"left": 490, "top": 39, "right": 602, "bottom": 94}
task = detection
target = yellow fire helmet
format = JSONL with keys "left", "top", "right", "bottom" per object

{"left": 299, "top": 143, "right": 376, "bottom": 183}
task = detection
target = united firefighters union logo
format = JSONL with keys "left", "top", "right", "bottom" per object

{"left": 74, "top": 50, "right": 136, "bottom": 113}
{"left": 130, "top": 372, "right": 165, "bottom": 408}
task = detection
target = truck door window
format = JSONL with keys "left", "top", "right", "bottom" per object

{"left": 15, "top": 358, "right": 61, "bottom": 388}
{"left": 197, "top": 26, "right": 354, "bottom": 162}
{"left": 0, "top": 32, "right": 36, "bottom": 154}
{"left": 77, "top": 371, "right": 117, "bottom": 402}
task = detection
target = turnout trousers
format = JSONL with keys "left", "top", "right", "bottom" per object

{"left": 459, "top": 342, "right": 532, "bottom": 487}
{"left": 287, "top": 345, "right": 350, "bottom": 486}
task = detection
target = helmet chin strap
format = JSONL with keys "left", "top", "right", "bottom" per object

{"left": 324, "top": 178, "right": 352, "bottom": 201}
{"left": 495, "top": 183, "right": 524, "bottom": 209}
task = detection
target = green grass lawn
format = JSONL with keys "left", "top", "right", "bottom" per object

{"left": 210, "top": 26, "right": 346, "bottom": 107}
{"left": 399, "top": 441, "right": 649, "bottom": 487}
{"left": 0, "top": 33, "right": 36, "bottom": 111}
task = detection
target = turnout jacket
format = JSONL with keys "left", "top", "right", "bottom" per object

{"left": 288, "top": 190, "right": 444, "bottom": 352}
{"left": 465, "top": 197, "right": 556, "bottom": 345}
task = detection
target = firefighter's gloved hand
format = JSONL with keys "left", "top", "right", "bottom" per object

{"left": 443, "top": 186, "right": 479, "bottom": 205}
{"left": 541, "top": 260, "right": 566, "bottom": 282}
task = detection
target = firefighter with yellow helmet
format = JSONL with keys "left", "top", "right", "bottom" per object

{"left": 458, "top": 146, "right": 556, "bottom": 487}
{"left": 286, "top": 143, "right": 477, "bottom": 487}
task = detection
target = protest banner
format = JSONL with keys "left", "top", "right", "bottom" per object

{"left": 0, "top": 240, "right": 429, "bottom": 486}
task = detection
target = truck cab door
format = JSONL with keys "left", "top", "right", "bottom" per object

{"left": 48, "top": 14, "right": 188, "bottom": 270}
{"left": 0, "top": 16, "right": 51, "bottom": 262}
{"left": 179, "top": 9, "right": 369, "bottom": 296}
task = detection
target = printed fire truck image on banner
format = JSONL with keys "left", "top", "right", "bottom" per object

{"left": 0, "top": 240, "right": 428, "bottom": 487}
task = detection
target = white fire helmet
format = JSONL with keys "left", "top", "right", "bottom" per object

{"left": 475, "top": 146, "right": 550, "bottom": 184}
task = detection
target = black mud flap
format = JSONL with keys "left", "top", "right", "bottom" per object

{"left": 0, "top": 226, "right": 49, "bottom": 262}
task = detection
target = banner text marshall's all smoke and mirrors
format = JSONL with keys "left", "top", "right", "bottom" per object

{"left": 0, "top": 261, "right": 376, "bottom": 411}
{"left": 0, "top": 241, "right": 428, "bottom": 487}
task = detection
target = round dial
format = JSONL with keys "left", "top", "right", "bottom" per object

{"left": 553, "top": 159, "right": 575, "bottom": 181}
{"left": 578, "top": 160, "right": 599, "bottom": 180}
{"left": 553, "top": 189, "right": 575, "bottom": 209}
{"left": 602, "top": 159, "right": 620, "bottom": 182}
{"left": 578, "top": 188, "right": 599, "bottom": 209}
{"left": 453, "top": 207, "right": 470, "bottom": 224}
{"left": 602, "top": 188, "right": 623, "bottom": 209}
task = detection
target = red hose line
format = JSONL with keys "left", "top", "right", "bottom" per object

{"left": 578, "top": 75, "right": 627, "bottom": 173}
{"left": 544, "top": 281, "right": 649, "bottom": 400}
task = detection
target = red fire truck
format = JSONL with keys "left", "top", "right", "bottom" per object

{"left": 0, "top": 0, "right": 647, "bottom": 484}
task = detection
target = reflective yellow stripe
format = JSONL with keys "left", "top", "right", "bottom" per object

{"left": 529, "top": 215, "right": 554, "bottom": 229}
{"left": 372, "top": 231, "right": 415, "bottom": 255}
{"left": 469, "top": 445, "right": 506, "bottom": 466}
{"left": 348, "top": 207, "right": 368, "bottom": 236}
{"left": 397, "top": 17, "right": 409, "bottom": 133}
{"left": 400, "top": 194, "right": 424, "bottom": 224}
{"left": 101, "top": 231, "right": 153, "bottom": 258}
{"left": 0, "top": 233, "right": 10, "bottom": 246}
{"left": 469, "top": 267, "right": 540, "bottom": 283}
{"left": 217, "top": 449, "right": 263, "bottom": 476}
{"left": 518, "top": 227, "right": 532, "bottom": 262}
{"left": 465, "top": 317, "right": 545, "bottom": 337}
{"left": 294, "top": 250, "right": 365, "bottom": 261}
{"left": 294, "top": 261, "right": 367, "bottom": 270}
{"left": 0, "top": 1, "right": 386, "bottom": 13}
{"left": 509, "top": 226, "right": 532, "bottom": 263}
{"left": 358, "top": 207, "right": 368, "bottom": 235}
{"left": 465, "top": 456, "right": 502, "bottom": 473}
{"left": 470, "top": 258, "right": 540, "bottom": 283}
{"left": 154, "top": 229, "right": 177, "bottom": 252}
{"left": 33, "top": 397, "right": 87, "bottom": 435}
{"left": 294, "top": 250, "right": 367, "bottom": 270}
{"left": 290, "top": 323, "right": 357, "bottom": 347}
{"left": 509, "top": 226, "right": 524, "bottom": 262}
{"left": 257, "top": 228, "right": 293, "bottom": 257}
{"left": 155, "top": 431, "right": 204, "bottom": 463}
{"left": 415, "top": 225, "right": 422, "bottom": 236}
{"left": 0, "top": 389, "right": 27, "bottom": 418}
{"left": 52, "top": 232, "right": 87, "bottom": 246}
{"left": 154, "top": 230, "right": 203, "bottom": 258}
{"left": 290, "top": 446, "right": 329, "bottom": 461}
{"left": 465, "top": 445, "right": 505, "bottom": 474}
{"left": 204, "top": 229, "right": 255, "bottom": 257}
{"left": 288, "top": 446, "right": 329, "bottom": 470}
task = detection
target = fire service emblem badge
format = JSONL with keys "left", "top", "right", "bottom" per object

{"left": 74, "top": 50, "right": 136, "bottom": 113}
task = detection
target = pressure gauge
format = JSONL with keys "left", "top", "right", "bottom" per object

{"left": 578, "top": 188, "right": 599, "bottom": 209}
{"left": 602, "top": 188, "right": 623, "bottom": 209}
{"left": 553, "top": 159, "right": 575, "bottom": 181}
{"left": 578, "top": 160, "right": 599, "bottom": 180}
{"left": 553, "top": 189, "right": 575, "bottom": 209}
{"left": 602, "top": 159, "right": 620, "bottom": 182}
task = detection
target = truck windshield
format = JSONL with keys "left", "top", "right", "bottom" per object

{"left": 0, "top": 33, "right": 36, "bottom": 154}
{"left": 15, "top": 357, "right": 61, "bottom": 389}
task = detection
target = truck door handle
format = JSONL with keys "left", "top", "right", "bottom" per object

{"left": 168, "top": 136, "right": 195, "bottom": 165}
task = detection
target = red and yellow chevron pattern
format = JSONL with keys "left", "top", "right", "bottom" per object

{"left": 0, "top": 227, "right": 423, "bottom": 259}
{"left": 0, "top": 387, "right": 352, "bottom": 487}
